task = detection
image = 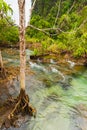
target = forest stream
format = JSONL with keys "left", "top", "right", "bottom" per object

{"left": 0, "top": 48, "right": 87, "bottom": 130}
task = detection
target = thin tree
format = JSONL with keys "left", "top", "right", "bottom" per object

{"left": 0, "top": 50, "right": 6, "bottom": 78}
{"left": 0, "top": 0, "right": 13, "bottom": 79}
{"left": 18, "top": 0, "right": 26, "bottom": 94}
{"left": 3, "top": 0, "right": 36, "bottom": 127}
{"left": 10, "top": 0, "right": 36, "bottom": 118}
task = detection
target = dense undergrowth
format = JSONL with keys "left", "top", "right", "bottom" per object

{"left": 0, "top": 18, "right": 19, "bottom": 46}
{"left": 0, "top": 0, "right": 19, "bottom": 46}
{"left": 26, "top": 0, "right": 87, "bottom": 57}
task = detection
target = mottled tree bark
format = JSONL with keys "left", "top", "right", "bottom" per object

{"left": 18, "top": 0, "right": 26, "bottom": 91}
{"left": 0, "top": 50, "right": 6, "bottom": 78}
{"left": 2, "top": 1, "right": 36, "bottom": 128}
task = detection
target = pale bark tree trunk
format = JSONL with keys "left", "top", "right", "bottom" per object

{"left": 0, "top": 50, "right": 6, "bottom": 78}
{"left": 0, "top": 50, "right": 4, "bottom": 69}
{"left": 18, "top": 0, "right": 26, "bottom": 91}
{"left": 2, "top": 1, "right": 36, "bottom": 127}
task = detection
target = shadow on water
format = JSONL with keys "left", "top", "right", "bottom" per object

{"left": 1, "top": 49, "right": 87, "bottom": 130}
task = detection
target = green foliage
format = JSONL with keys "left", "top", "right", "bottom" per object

{"left": 26, "top": 15, "right": 51, "bottom": 40}
{"left": 33, "top": 48, "right": 39, "bottom": 55}
{"left": 73, "top": 47, "right": 86, "bottom": 57}
{"left": 0, "top": 0, "right": 18, "bottom": 45}
{"left": 47, "top": 44, "right": 59, "bottom": 53}
{"left": 0, "top": 0, "right": 86, "bottom": 57}
{"left": 57, "top": 42, "right": 67, "bottom": 50}
{"left": 25, "top": 35, "right": 40, "bottom": 44}
{"left": 0, "top": 18, "right": 19, "bottom": 45}
{"left": 0, "top": 0, "right": 13, "bottom": 17}
{"left": 26, "top": 0, "right": 87, "bottom": 57}
{"left": 32, "top": 0, "right": 57, "bottom": 17}
{"left": 41, "top": 38, "right": 54, "bottom": 53}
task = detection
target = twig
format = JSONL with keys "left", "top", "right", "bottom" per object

{"left": 78, "top": 18, "right": 87, "bottom": 29}
{"left": 67, "top": 0, "right": 76, "bottom": 14}
{"left": 53, "top": 0, "right": 61, "bottom": 27}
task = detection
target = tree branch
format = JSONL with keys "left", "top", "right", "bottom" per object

{"left": 27, "top": 24, "right": 77, "bottom": 35}
{"left": 67, "top": 0, "right": 76, "bottom": 14}
{"left": 28, "top": 0, "right": 37, "bottom": 24}
{"left": 31, "top": 0, "right": 37, "bottom": 11}
{"left": 27, "top": 24, "right": 50, "bottom": 36}
{"left": 53, "top": 0, "right": 61, "bottom": 28}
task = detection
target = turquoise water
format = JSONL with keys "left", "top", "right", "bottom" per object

{"left": 10, "top": 63, "right": 87, "bottom": 130}
{"left": 2, "top": 49, "right": 87, "bottom": 130}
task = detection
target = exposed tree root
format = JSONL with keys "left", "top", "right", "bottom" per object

{"left": 2, "top": 89, "right": 36, "bottom": 128}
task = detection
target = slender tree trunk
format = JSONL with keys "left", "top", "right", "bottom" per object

{"left": 0, "top": 50, "right": 4, "bottom": 69}
{"left": 2, "top": 1, "right": 36, "bottom": 128}
{"left": 0, "top": 50, "right": 6, "bottom": 78}
{"left": 18, "top": 0, "right": 26, "bottom": 91}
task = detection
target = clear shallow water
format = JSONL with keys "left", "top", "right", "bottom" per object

{"left": 8, "top": 62, "right": 87, "bottom": 130}
{"left": 2, "top": 49, "right": 87, "bottom": 130}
